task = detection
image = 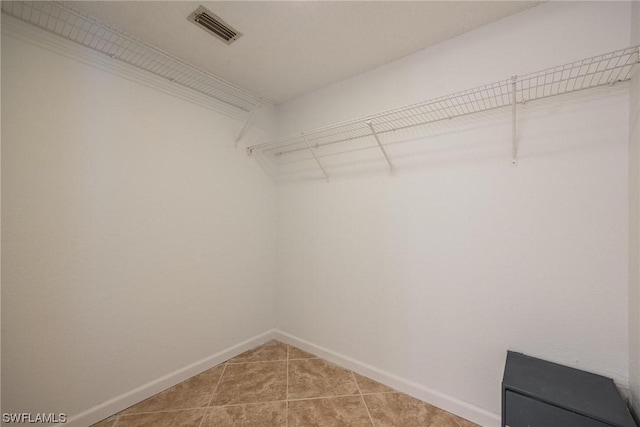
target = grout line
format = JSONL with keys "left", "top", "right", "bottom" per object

{"left": 113, "top": 394, "right": 388, "bottom": 420}
{"left": 227, "top": 359, "right": 287, "bottom": 365}
{"left": 286, "top": 346, "right": 290, "bottom": 399}
{"left": 350, "top": 371, "right": 361, "bottom": 394}
{"left": 110, "top": 414, "right": 122, "bottom": 427}
{"left": 360, "top": 391, "right": 398, "bottom": 396}
{"left": 449, "top": 412, "right": 464, "bottom": 427}
{"left": 114, "top": 361, "right": 231, "bottom": 422}
{"left": 121, "top": 407, "right": 211, "bottom": 417}
{"left": 286, "top": 344, "right": 290, "bottom": 427}
{"left": 207, "top": 363, "right": 228, "bottom": 406}
{"left": 286, "top": 393, "right": 362, "bottom": 403}
{"left": 211, "top": 400, "right": 288, "bottom": 408}
{"left": 103, "top": 341, "right": 475, "bottom": 426}
{"left": 118, "top": 398, "right": 305, "bottom": 415}
{"left": 198, "top": 363, "right": 228, "bottom": 427}
{"left": 360, "top": 394, "right": 376, "bottom": 426}
{"left": 351, "top": 371, "right": 375, "bottom": 427}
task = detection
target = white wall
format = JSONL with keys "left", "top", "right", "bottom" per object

{"left": 1, "top": 19, "right": 277, "bottom": 421}
{"left": 276, "top": 2, "right": 631, "bottom": 423}
{"left": 629, "top": 0, "right": 640, "bottom": 418}
{"left": 278, "top": 2, "right": 630, "bottom": 134}
{"left": 1, "top": 2, "right": 635, "bottom": 426}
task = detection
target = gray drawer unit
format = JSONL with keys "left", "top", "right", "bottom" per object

{"left": 502, "top": 351, "right": 636, "bottom": 427}
{"left": 506, "top": 391, "right": 609, "bottom": 427}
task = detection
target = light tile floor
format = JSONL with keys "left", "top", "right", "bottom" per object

{"left": 92, "top": 340, "right": 479, "bottom": 427}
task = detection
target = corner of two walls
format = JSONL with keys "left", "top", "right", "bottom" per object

{"left": 1, "top": 18, "right": 278, "bottom": 424}
{"left": 2, "top": 1, "right": 637, "bottom": 425}
{"left": 274, "top": 2, "right": 633, "bottom": 425}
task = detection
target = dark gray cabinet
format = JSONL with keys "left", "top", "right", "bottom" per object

{"left": 502, "top": 351, "right": 636, "bottom": 427}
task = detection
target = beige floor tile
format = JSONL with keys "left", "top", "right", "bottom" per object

{"left": 451, "top": 414, "right": 481, "bottom": 427}
{"left": 200, "top": 401, "right": 286, "bottom": 427}
{"left": 363, "top": 392, "right": 459, "bottom": 427}
{"left": 352, "top": 373, "right": 394, "bottom": 394}
{"left": 288, "top": 345, "right": 317, "bottom": 360}
{"left": 90, "top": 415, "right": 118, "bottom": 427}
{"left": 288, "top": 396, "right": 373, "bottom": 427}
{"left": 116, "top": 409, "right": 205, "bottom": 427}
{"left": 229, "top": 340, "right": 288, "bottom": 363}
{"left": 123, "top": 365, "right": 225, "bottom": 414}
{"left": 92, "top": 342, "right": 479, "bottom": 427}
{"left": 210, "top": 361, "right": 287, "bottom": 406}
{"left": 288, "top": 359, "right": 359, "bottom": 399}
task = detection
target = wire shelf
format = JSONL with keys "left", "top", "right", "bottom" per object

{"left": 249, "top": 45, "right": 639, "bottom": 158}
{"left": 1, "top": 1, "right": 263, "bottom": 112}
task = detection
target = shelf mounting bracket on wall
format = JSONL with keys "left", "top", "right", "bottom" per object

{"left": 246, "top": 45, "right": 639, "bottom": 178}
{"left": 367, "top": 121, "right": 396, "bottom": 175}
{"left": 235, "top": 101, "right": 262, "bottom": 148}
{"left": 302, "top": 134, "right": 330, "bottom": 182}
{"left": 511, "top": 75, "right": 518, "bottom": 166}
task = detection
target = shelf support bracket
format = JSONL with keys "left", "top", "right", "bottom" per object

{"left": 235, "top": 102, "right": 261, "bottom": 148}
{"left": 367, "top": 121, "right": 396, "bottom": 175}
{"left": 302, "top": 134, "right": 330, "bottom": 182}
{"left": 511, "top": 75, "right": 518, "bottom": 166}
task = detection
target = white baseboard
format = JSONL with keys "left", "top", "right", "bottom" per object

{"left": 65, "top": 329, "right": 500, "bottom": 427}
{"left": 273, "top": 330, "right": 500, "bottom": 427}
{"left": 66, "top": 329, "right": 277, "bottom": 427}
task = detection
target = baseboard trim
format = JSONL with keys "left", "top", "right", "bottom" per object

{"left": 66, "top": 329, "right": 277, "bottom": 427}
{"left": 65, "top": 329, "right": 500, "bottom": 426}
{"left": 273, "top": 330, "right": 500, "bottom": 427}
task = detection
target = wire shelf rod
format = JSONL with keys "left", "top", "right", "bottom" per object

{"left": 272, "top": 103, "right": 513, "bottom": 157}
{"left": 367, "top": 121, "right": 396, "bottom": 174}
{"left": 302, "top": 134, "right": 330, "bottom": 181}
{"left": 1, "top": 1, "right": 264, "bottom": 112}
{"left": 249, "top": 45, "right": 639, "bottom": 158}
{"left": 266, "top": 88, "right": 514, "bottom": 154}
{"left": 274, "top": 75, "right": 635, "bottom": 157}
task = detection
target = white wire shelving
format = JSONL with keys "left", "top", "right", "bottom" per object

{"left": 248, "top": 45, "right": 639, "bottom": 177}
{"left": 1, "top": 1, "right": 263, "bottom": 113}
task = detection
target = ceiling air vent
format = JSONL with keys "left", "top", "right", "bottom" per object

{"left": 188, "top": 6, "right": 242, "bottom": 45}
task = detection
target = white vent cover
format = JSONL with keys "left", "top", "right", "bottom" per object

{"left": 188, "top": 6, "right": 242, "bottom": 45}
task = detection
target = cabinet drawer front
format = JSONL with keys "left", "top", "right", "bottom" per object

{"left": 506, "top": 391, "right": 611, "bottom": 427}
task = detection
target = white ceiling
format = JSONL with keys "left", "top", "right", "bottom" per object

{"left": 71, "top": 1, "right": 541, "bottom": 105}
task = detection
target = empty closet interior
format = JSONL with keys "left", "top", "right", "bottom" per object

{"left": 2, "top": 1, "right": 640, "bottom": 426}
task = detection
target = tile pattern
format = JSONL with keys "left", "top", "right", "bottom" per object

{"left": 229, "top": 340, "right": 288, "bottom": 363}
{"left": 364, "top": 393, "right": 458, "bottom": 427}
{"left": 210, "top": 361, "right": 287, "bottom": 406}
{"left": 288, "top": 358, "right": 359, "bottom": 399}
{"left": 116, "top": 409, "right": 205, "bottom": 427}
{"left": 92, "top": 416, "right": 118, "bottom": 427}
{"left": 288, "top": 396, "right": 372, "bottom": 426}
{"left": 288, "top": 346, "right": 316, "bottom": 360}
{"left": 202, "top": 401, "right": 286, "bottom": 427}
{"left": 91, "top": 340, "right": 479, "bottom": 426}
{"left": 353, "top": 372, "right": 395, "bottom": 394}
{"left": 123, "top": 365, "right": 225, "bottom": 414}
